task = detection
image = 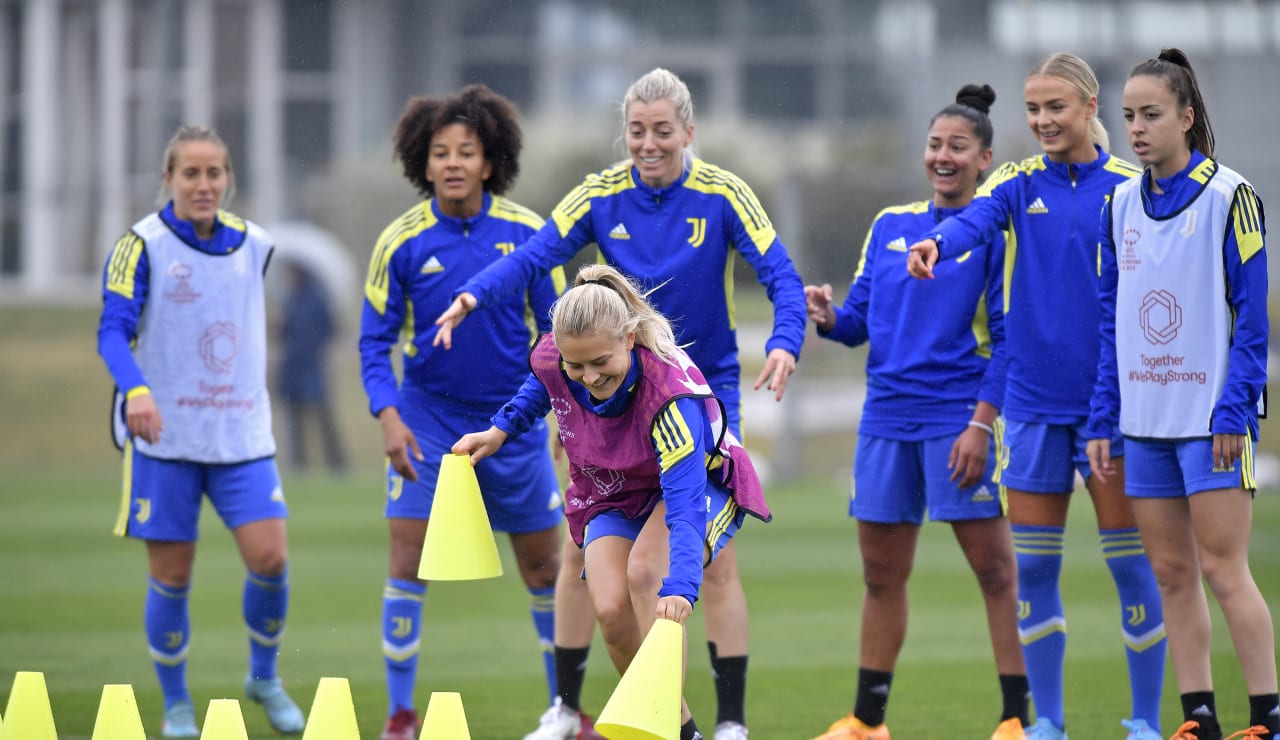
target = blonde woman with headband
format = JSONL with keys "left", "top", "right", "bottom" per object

{"left": 454, "top": 264, "right": 772, "bottom": 740}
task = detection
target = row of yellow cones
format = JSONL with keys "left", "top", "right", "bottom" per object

{"left": 0, "top": 673, "right": 470, "bottom": 740}
{"left": 0, "top": 619, "right": 686, "bottom": 739}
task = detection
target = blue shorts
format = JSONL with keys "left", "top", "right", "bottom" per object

{"left": 386, "top": 400, "right": 562, "bottom": 534}
{"left": 582, "top": 482, "right": 742, "bottom": 566}
{"left": 1000, "top": 419, "right": 1125, "bottom": 493}
{"left": 116, "top": 443, "right": 286, "bottom": 541}
{"left": 1124, "top": 436, "right": 1256, "bottom": 497}
{"left": 851, "top": 434, "right": 1005, "bottom": 525}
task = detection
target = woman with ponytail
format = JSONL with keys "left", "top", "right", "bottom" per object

{"left": 806, "top": 84, "right": 1026, "bottom": 740}
{"left": 453, "top": 264, "right": 771, "bottom": 740}
{"left": 906, "top": 53, "right": 1168, "bottom": 740}
{"left": 1087, "top": 48, "right": 1275, "bottom": 740}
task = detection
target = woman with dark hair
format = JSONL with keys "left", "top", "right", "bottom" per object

{"left": 807, "top": 85, "right": 1027, "bottom": 740}
{"left": 1088, "top": 48, "right": 1275, "bottom": 740}
{"left": 358, "top": 84, "right": 569, "bottom": 740}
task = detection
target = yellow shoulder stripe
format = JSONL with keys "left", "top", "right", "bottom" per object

{"left": 1188, "top": 158, "right": 1216, "bottom": 185}
{"left": 365, "top": 203, "right": 435, "bottom": 314}
{"left": 216, "top": 209, "right": 247, "bottom": 232}
{"left": 106, "top": 232, "right": 146, "bottom": 300}
{"left": 686, "top": 160, "right": 778, "bottom": 253}
{"left": 1233, "top": 185, "right": 1265, "bottom": 264}
{"left": 976, "top": 160, "right": 1025, "bottom": 198}
{"left": 552, "top": 167, "right": 633, "bottom": 238}
{"left": 1103, "top": 156, "right": 1143, "bottom": 179}
{"left": 489, "top": 196, "right": 545, "bottom": 230}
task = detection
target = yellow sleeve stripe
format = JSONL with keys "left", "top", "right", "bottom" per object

{"left": 1233, "top": 186, "right": 1265, "bottom": 263}
{"left": 687, "top": 162, "right": 778, "bottom": 253}
{"left": 401, "top": 299, "right": 418, "bottom": 358}
{"left": 652, "top": 404, "right": 697, "bottom": 472}
{"left": 365, "top": 203, "right": 434, "bottom": 315}
{"left": 125, "top": 386, "right": 152, "bottom": 400}
{"left": 106, "top": 232, "right": 146, "bottom": 300}
{"left": 548, "top": 265, "right": 567, "bottom": 296}
{"left": 489, "top": 196, "right": 545, "bottom": 230}
{"left": 552, "top": 168, "right": 633, "bottom": 237}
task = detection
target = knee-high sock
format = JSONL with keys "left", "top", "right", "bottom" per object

{"left": 1101, "top": 528, "right": 1166, "bottom": 729}
{"left": 529, "top": 586, "right": 557, "bottom": 705}
{"left": 244, "top": 569, "right": 289, "bottom": 681}
{"left": 384, "top": 578, "right": 426, "bottom": 715}
{"left": 146, "top": 578, "right": 191, "bottom": 708}
{"left": 1013, "top": 524, "right": 1066, "bottom": 730}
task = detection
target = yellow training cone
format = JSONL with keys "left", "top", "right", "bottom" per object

{"left": 595, "top": 619, "right": 684, "bottom": 740}
{"left": 0, "top": 671, "right": 58, "bottom": 740}
{"left": 201, "top": 698, "right": 249, "bottom": 740}
{"left": 301, "top": 677, "right": 360, "bottom": 739}
{"left": 417, "top": 454, "right": 503, "bottom": 580}
{"left": 420, "top": 691, "right": 470, "bottom": 739}
{"left": 91, "top": 684, "right": 145, "bottom": 740}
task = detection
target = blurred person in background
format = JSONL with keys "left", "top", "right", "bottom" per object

{"left": 453, "top": 264, "right": 771, "bottom": 740}
{"left": 907, "top": 53, "right": 1167, "bottom": 740}
{"left": 96, "top": 124, "right": 306, "bottom": 738}
{"left": 1087, "top": 48, "right": 1275, "bottom": 740}
{"left": 357, "top": 84, "right": 570, "bottom": 740}
{"left": 276, "top": 260, "right": 347, "bottom": 472}
{"left": 434, "top": 66, "right": 807, "bottom": 740}
{"left": 806, "top": 84, "right": 1028, "bottom": 740}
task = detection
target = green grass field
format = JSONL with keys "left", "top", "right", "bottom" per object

{"left": 1, "top": 305, "right": 1278, "bottom": 739}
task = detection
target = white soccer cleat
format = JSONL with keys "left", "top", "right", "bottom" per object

{"left": 715, "top": 721, "right": 750, "bottom": 740}
{"left": 523, "top": 697, "right": 582, "bottom": 740}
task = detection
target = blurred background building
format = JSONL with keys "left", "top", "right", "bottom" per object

{"left": 3, "top": 0, "right": 1278, "bottom": 300}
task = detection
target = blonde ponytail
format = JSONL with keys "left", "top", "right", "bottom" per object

{"left": 551, "top": 264, "right": 682, "bottom": 364}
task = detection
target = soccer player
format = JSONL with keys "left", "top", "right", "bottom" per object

{"left": 358, "top": 85, "right": 569, "bottom": 740}
{"left": 906, "top": 53, "right": 1167, "bottom": 740}
{"left": 807, "top": 84, "right": 1028, "bottom": 740}
{"left": 435, "top": 67, "right": 807, "bottom": 740}
{"left": 1087, "top": 48, "right": 1276, "bottom": 740}
{"left": 453, "top": 264, "right": 772, "bottom": 740}
{"left": 96, "top": 125, "right": 306, "bottom": 738}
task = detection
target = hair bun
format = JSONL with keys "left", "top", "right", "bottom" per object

{"left": 955, "top": 83, "right": 996, "bottom": 115}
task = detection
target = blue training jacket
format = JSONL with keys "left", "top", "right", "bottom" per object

{"left": 927, "top": 147, "right": 1142, "bottom": 423}
{"left": 455, "top": 159, "right": 807, "bottom": 394}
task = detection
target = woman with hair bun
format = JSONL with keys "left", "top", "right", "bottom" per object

{"left": 807, "top": 84, "right": 1027, "bottom": 740}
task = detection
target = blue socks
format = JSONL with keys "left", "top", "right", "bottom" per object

{"left": 1013, "top": 524, "right": 1067, "bottom": 730}
{"left": 1101, "top": 528, "right": 1166, "bottom": 730}
{"left": 529, "top": 586, "right": 557, "bottom": 705}
{"left": 383, "top": 578, "right": 426, "bottom": 715}
{"left": 145, "top": 577, "right": 191, "bottom": 708}
{"left": 244, "top": 569, "right": 289, "bottom": 681}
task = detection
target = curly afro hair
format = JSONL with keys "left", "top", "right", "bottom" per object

{"left": 392, "top": 84, "right": 524, "bottom": 198}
